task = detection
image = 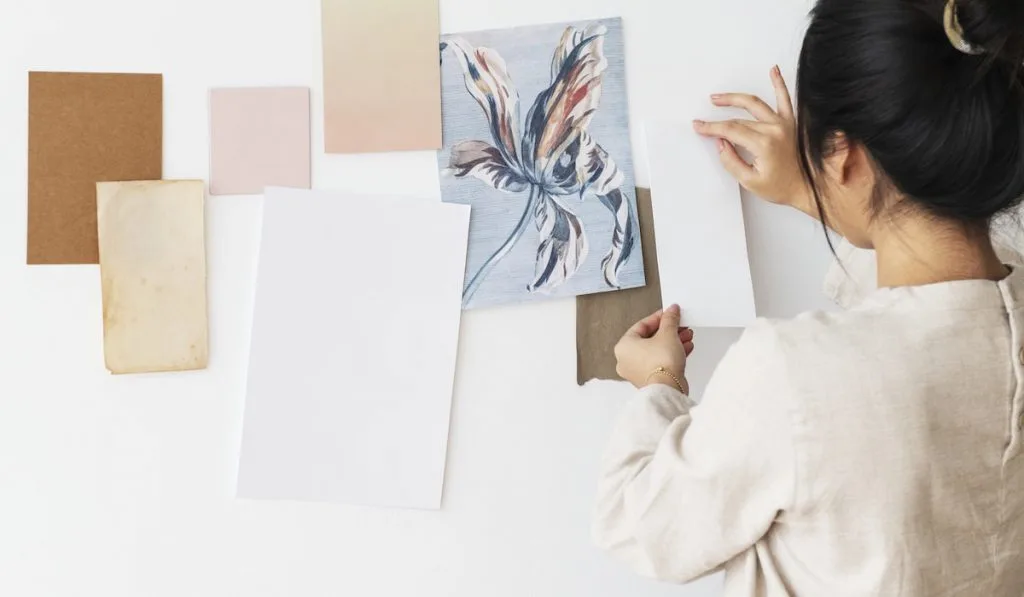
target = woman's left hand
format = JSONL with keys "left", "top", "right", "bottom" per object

{"left": 692, "top": 66, "right": 813, "bottom": 217}
{"left": 615, "top": 305, "right": 695, "bottom": 394}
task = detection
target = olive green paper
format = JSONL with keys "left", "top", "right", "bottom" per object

{"left": 577, "top": 188, "right": 662, "bottom": 384}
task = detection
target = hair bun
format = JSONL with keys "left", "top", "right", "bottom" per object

{"left": 957, "top": 0, "right": 1024, "bottom": 65}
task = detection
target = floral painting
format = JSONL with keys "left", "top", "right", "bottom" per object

{"left": 439, "top": 18, "right": 645, "bottom": 309}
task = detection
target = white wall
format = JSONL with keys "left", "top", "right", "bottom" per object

{"left": 0, "top": 0, "right": 830, "bottom": 595}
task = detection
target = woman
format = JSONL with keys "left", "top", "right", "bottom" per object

{"left": 592, "top": 0, "right": 1024, "bottom": 595}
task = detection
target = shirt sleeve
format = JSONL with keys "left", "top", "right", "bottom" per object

{"left": 591, "top": 323, "right": 798, "bottom": 583}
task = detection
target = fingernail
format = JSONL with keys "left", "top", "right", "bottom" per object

{"left": 772, "top": 65, "right": 781, "bottom": 76}
{"left": 710, "top": 94, "right": 722, "bottom": 100}
{"left": 692, "top": 119, "right": 705, "bottom": 126}
{"left": 718, "top": 139, "right": 726, "bottom": 152}
{"left": 667, "top": 304, "right": 681, "bottom": 315}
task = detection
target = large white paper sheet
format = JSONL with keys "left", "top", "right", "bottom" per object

{"left": 237, "top": 187, "right": 470, "bottom": 510}
{"left": 646, "top": 121, "right": 757, "bottom": 327}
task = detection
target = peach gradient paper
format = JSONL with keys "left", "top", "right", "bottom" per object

{"left": 209, "top": 87, "right": 311, "bottom": 195}
{"left": 321, "top": 0, "right": 442, "bottom": 153}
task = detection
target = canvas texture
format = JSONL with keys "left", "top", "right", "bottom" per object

{"left": 439, "top": 18, "right": 645, "bottom": 309}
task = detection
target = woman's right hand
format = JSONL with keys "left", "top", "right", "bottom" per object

{"left": 614, "top": 305, "right": 694, "bottom": 395}
{"left": 692, "top": 66, "right": 813, "bottom": 216}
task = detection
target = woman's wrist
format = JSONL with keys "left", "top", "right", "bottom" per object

{"left": 643, "top": 367, "right": 689, "bottom": 395}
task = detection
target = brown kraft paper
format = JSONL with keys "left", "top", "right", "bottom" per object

{"left": 27, "top": 72, "right": 163, "bottom": 265}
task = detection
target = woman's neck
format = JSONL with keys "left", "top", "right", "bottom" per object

{"left": 873, "top": 217, "right": 1008, "bottom": 288}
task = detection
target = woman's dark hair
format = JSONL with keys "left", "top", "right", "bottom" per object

{"left": 797, "top": 0, "right": 1024, "bottom": 230}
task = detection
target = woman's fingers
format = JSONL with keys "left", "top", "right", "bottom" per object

{"left": 771, "top": 65, "right": 795, "bottom": 121}
{"left": 693, "top": 119, "right": 763, "bottom": 151}
{"left": 678, "top": 328, "right": 694, "bottom": 343}
{"left": 625, "top": 308, "right": 663, "bottom": 338}
{"left": 656, "top": 304, "right": 682, "bottom": 335}
{"left": 695, "top": 67, "right": 805, "bottom": 209}
{"left": 717, "top": 139, "right": 757, "bottom": 185}
{"left": 679, "top": 329, "right": 695, "bottom": 355}
{"left": 710, "top": 93, "right": 777, "bottom": 122}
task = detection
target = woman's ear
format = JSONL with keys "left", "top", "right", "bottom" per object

{"left": 821, "top": 134, "right": 879, "bottom": 245}
{"left": 822, "top": 132, "right": 851, "bottom": 184}
{"left": 824, "top": 133, "right": 877, "bottom": 192}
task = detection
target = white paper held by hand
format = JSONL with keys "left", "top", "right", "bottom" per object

{"left": 646, "top": 121, "right": 757, "bottom": 327}
{"left": 237, "top": 187, "right": 471, "bottom": 510}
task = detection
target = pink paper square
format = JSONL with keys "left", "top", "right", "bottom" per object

{"left": 209, "top": 87, "right": 311, "bottom": 196}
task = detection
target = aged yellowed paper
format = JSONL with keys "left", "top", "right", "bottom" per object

{"left": 97, "top": 180, "right": 208, "bottom": 375}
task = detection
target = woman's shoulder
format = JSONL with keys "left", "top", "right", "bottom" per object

{"left": 721, "top": 307, "right": 902, "bottom": 394}
{"left": 735, "top": 307, "right": 887, "bottom": 356}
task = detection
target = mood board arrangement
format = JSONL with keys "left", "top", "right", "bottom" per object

{"left": 25, "top": 1, "right": 759, "bottom": 510}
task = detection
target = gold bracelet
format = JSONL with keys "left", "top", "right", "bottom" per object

{"left": 645, "top": 366, "right": 685, "bottom": 393}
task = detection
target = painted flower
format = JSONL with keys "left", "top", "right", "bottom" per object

{"left": 441, "top": 24, "right": 636, "bottom": 304}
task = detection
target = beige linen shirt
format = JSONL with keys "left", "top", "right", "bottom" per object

{"left": 593, "top": 240, "right": 1024, "bottom": 596}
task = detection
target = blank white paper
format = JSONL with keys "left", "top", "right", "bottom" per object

{"left": 237, "top": 187, "right": 470, "bottom": 510}
{"left": 646, "top": 121, "right": 757, "bottom": 327}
